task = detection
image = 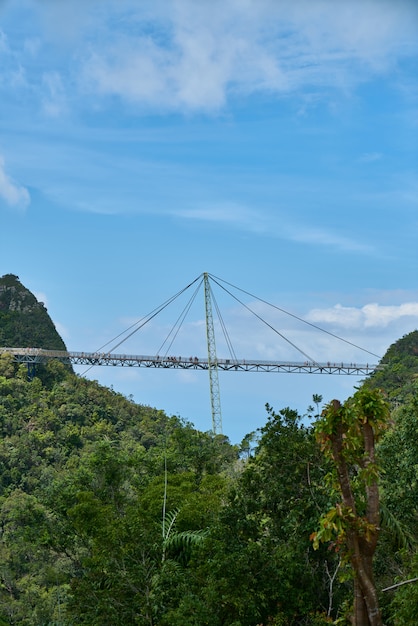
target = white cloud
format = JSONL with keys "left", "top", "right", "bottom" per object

{"left": 77, "top": 0, "right": 418, "bottom": 112}
{"left": 2, "top": 1, "right": 417, "bottom": 114}
{"left": 189, "top": 293, "right": 418, "bottom": 364}
{"left": 73, "top": 283, "right": 418, "bottom": 368}
{"left": 0, "top": 156, "right": 30, "bottom": 210}
{"left": 226, "top": 302, "right": 417, "bottom": 365}
{"left": 306, "top": 302, "right": 418, "bottom": 330}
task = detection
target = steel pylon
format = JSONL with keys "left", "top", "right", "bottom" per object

{"left": 203, "top": 273, "right": 223, "bottom": 435}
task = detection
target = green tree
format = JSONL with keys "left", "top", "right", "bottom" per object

{"left": 172, "top": 405, "right": 336, "bottom": 625}
{"left": 312, "top": 388, "right": 389, "bottom": 626}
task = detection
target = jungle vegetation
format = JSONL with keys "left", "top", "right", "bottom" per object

{"left": 1, "top": 273, "right": 418, "bottom": 625}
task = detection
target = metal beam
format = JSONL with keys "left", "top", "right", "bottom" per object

{"left": 0, "top": 347, "right": 383, "bottom": 377}
{"left": 203, "top": 273, "right": 223, "bottom": 435}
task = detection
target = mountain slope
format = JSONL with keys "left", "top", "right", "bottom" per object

{"left": 0, "top": 274, "right": 67, "bottom": 351}
{"left": 368, "top": 329, "right": 418, "bottom": 400}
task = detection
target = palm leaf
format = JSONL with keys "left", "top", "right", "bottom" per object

{"left": 380, "top": 502, "right": 416, "bottom": 551}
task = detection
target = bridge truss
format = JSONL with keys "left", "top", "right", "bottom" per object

{"left": 0, "top": 273, "right": 384, "bottom": 436}
{"left": 1, "top": 347, "right": 381, "bottom": 377}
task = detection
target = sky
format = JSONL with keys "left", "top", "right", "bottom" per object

{"left": 1, "top": 0, "right": 418, "bottom": 444}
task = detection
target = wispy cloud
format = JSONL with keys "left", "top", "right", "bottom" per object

{"left": 175, "top": 201, "right": 372, "bottom": 253}
{"left": 41, "top": 71, "right": 68, "bottom": 117}
{"left": 0, "top": 155, "right": 30, "bottom": 210}
{"left": 174, "top": 203, "right": 267, "bottom": 231}
{"left": 288, "top": 227, "right": 374, "bottom": 253}
{"left": 3, "top": 0, "right": 417, "bottom": 115}
{"left": 79, "top": 0, "right": 418, "bottom": 112}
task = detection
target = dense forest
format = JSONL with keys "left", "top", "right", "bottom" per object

{"left": 0, "top": 273, "right": 418, "bottom": 625}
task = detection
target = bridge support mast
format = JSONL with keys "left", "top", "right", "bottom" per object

{"left": 203, "top": 273, "right": 223, "bottom": 435}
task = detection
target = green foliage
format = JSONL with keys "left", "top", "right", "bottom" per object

{"left": 1, "top": 278, "right": 418, "bottom": 624}
{"left": 379, "top": 390, "right": 418, "bottom": 529}
{"left": 386, "top": 555, "right": 418, "bottom": 625}
{"left": 0, "top": 356, "right": 356, "bottom": 624}
{"left": 0, "top": 353, "right": 16, "bottom": 378}
{"left": 368, "top": 330, "right": 418, "bottom": 402}
{"left": 0, "top": 274, "right": 68, "bottom": 352}
{"left": 0, "top": 358, "right": 238, "bottom": 624}
{"left": 374, "top": 388, "right": 418, "bottom": 620}
{"left": 312, "top": 389, "right": 391, "bottom": 626}
{"left": 172, "top": 404, "right": 343, "bottom": 625}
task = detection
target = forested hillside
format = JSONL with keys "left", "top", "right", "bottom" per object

{"left": 0, "top": 275, "right": 67, "bottom": 351}
{"left": 0, "top": 274, "right": 418, "bottom": 624}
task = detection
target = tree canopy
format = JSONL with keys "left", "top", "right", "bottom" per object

{"left": 1, "top": 274, "right": 418, "bottom": 624}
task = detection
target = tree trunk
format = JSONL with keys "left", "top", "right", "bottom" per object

{"left": 351, "top": 554, "right": 382, "bottom": 625}
{"left": 328, "top": 402, "right": 383, "bottom": 626}
{"left": 353, "top": 577, "right": 368, "bottom": 625}
{"left": 357, "top": 554, "right": 382, "bottom": 626}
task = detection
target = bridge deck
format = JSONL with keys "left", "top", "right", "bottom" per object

{"left": 0, "top": 347, "right": 382, "bottom": 375}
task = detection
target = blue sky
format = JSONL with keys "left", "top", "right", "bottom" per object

{"left": 1, "top": 0, "right": 418, "bottom": 443}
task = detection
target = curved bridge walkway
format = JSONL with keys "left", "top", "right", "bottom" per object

{"left": 0, "top": 347, "right": 382, "bottom": 376}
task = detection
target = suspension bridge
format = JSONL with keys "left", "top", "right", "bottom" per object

{"left": 0, "top": 273, "right": 384, "bottom": 434}
{"left": 0, "top": 348, "right": 378, "bottom": 375}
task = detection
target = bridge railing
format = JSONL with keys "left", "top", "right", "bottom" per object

{"left": 0, "top": 347, "right": 383, "bottom": 374}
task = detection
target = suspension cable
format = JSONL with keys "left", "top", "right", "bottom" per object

{"left": 81, "top": 274, "right": 203, "bottom": 375}
{"left": 210, "top": 283, "right": 239, "bottom": 363}
{"left": 208, "top": 275, "right": 319, "bottom": 364}
{"left": 156, "top": 276, "right": 204, "bottom": 357}
{"left": 81, "top": 271, "right": 381, "bottom": 379}
{"left": 103, "top": 274, "right": 202, "bottom": 354}
{"left": 209, "top": 273, "right": 382, "bottom": 360}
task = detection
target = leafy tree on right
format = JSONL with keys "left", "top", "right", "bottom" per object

{"left": 312, "top": 388, "right": 389, "bottom": 626}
